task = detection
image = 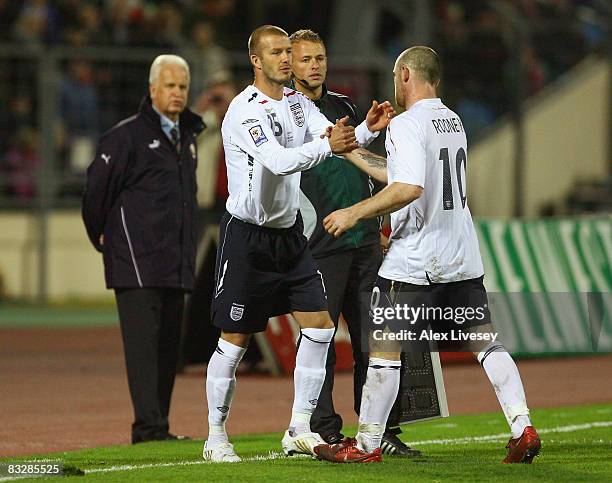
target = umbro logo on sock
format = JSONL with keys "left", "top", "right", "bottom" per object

{"left": 217, "top": 406, "right": 230, "bottom": 413}
{"left": 309, "top": 399, "right": 318, "bottom": 406}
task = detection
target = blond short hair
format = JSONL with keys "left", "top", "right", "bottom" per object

{"left": 289, "top": 29, "right": 324, "bottom": 45}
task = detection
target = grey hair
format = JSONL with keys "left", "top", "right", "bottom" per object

{"left": 149, "top": 54, "right": 190, "bottom": 84}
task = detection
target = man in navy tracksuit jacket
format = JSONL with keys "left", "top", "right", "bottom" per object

{"left": 82, "top": 55, "right": 205, "bottom": 443}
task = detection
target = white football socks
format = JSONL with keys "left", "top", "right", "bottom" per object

{"left": 356, "top": 357, "right": 402, "bottom": 450}
{"left": 206, "top": 338, "right": 247, "bottom": 446}
{"left": 289, "top": 327, "right": 334, "bottom": 436}
{"left": 478, "top": 344, "right": 531, "bottom": 438}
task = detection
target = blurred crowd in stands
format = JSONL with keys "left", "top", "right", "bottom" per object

{"left": 0, "top": 0, "right": 609, "bottom": 214}
{"left": 435, "top": 0, "right": 608, "bottom": 137}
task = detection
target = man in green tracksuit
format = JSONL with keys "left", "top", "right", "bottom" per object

{"left": 289, "top": 29, "right": 419, "bottom": 456}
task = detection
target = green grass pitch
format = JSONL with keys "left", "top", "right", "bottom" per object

{"left": 2, "top": 403, "right": 611, "bottom": 482}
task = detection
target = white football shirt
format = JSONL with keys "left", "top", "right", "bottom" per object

{"left": 379, "top": 98, "right": 484, "bottom": 284}
{"left": 222, "top": 85, "right": 377, "bottom": 228}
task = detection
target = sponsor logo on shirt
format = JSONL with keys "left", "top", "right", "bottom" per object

{"left": 248, "top": 125, "right": 268, "bottom": 147}
{"left": 290, "top": 103, "right": 305, "bottom": 127}
{"left": 242, "top": 118, "right": 259, "bottom": 125}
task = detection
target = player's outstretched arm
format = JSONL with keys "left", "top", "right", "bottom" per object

{"left": 342, "top": 148, "right": 388, "bottom": 184}
{"left": 230, "top": 116, "right": 334, "bottom": 176}
{"left": 323, "top": 182, "right": 422, "bottom": 238}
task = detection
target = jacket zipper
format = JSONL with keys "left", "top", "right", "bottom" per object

{"left": 120, "top": 205, "right": 143, "bottom": 288}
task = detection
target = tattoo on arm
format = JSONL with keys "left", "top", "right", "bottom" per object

{"left": 358, "top": 151, "right": 387, "bottom": 169}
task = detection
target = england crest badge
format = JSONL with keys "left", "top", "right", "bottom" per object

{"left": 290, "top": 103, "right": 305, "bottom": 127}
{"left": 230, "top": 303, "right": 245, "bottom": 321}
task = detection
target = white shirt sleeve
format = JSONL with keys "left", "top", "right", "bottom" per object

{"left": 386, "top": 116, "right": 426, "bottom": 187}
{"left": 227, "top": 104, "right": 332, "bottom": 176}
{"left": 355, "top": 120, "right": 379, "bottom": 147}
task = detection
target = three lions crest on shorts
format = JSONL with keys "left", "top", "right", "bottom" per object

{"left": 230, "top": 303, "right": 245, "bottom": 321}
{"left": 290, "top": 103, "right": 305, "bottom": 127}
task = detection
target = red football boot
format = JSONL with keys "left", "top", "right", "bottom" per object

{"left": 314, "top": 438, "right": 382, "bottom": 463}
{"left": 502, "top": 426, "right": 541, "bottom": 464}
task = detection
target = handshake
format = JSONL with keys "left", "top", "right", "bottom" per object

{"left": 321, "top": 100, "right": 395, "bottom": 155}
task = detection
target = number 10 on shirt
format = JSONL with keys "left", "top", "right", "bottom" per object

{"left": 439, "top": 147, "right": 467, "bottom": 210}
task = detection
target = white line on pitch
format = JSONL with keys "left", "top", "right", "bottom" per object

{"left": 84, "top": 451, "right": 288, "bottom": 475}
{"left": 83, "top": 421, "right": 612, "bottom": 474}
{"left": 0, "top": 421, "right": 610, "bottom": 481}
{"left": 405, "top": 421, "right": 612, "bottom": 446}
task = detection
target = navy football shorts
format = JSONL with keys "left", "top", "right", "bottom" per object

{"left": 211, "top": 211, "right": 328, "bottom": 333}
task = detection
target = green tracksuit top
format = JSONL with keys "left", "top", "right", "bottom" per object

{"left": 298, "top": 83, "right": 380, "bottom": 257}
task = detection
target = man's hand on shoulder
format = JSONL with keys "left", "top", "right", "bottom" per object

{"left": 366, "top": 100, "right": 396, "bottom": 132}
{"left": 328, "top": 116, "right": 358, "bottom": 155}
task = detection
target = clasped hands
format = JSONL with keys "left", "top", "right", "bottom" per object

{"left": 322, "top": 100, "right": 395, "bottom": 155}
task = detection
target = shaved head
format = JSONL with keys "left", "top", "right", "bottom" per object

{"left": 248, "top": 25, "right": 289, "bottom": 56}
{"left": 395, "top": 46, "right": 441, "bottom": 86}
{"left": 393, "top": 45, "right": 441, "bottom": 108}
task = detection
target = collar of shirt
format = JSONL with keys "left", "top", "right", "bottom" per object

{"left": 288, "top": 80, "right": 327, "bottom": 104}
{"left": 409, "top": 98, "right": 443, "bottom": 110}
{"left": 152, "top": 105, "right": 180, "bottom": 143}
